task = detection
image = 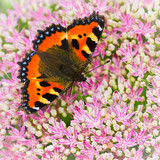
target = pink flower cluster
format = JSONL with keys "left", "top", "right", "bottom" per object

{"left": 0, "top": 0, "right": 160, "bottom": 159}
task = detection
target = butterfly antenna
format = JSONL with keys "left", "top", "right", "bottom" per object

{"left": 80, "top": 82, "right": 86, "bottom": 105}
{"left": 87, "top": 59, "right": 110, "bottom": 73}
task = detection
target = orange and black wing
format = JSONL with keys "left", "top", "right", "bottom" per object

{"left": 32, "top": 24, "right": 68, "bottom": 52}
{"left": 67, "top": 11, "right": 105, "bottom": 71}
{"left": 18, "top": 24, "right": 72, "bottom": 114}
{"left": 18, "top": 51, "right": 72, "bottom": 114}
{"left": 18, "top": 12, "right": 105, "bottom": 114}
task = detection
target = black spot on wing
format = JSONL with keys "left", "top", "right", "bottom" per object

{"left": 78, "top": 34, "right": 82, "bottom": 38}
{"left": 35, "top": 101, "right": 45, "bottom": 108}
{"left": 86, "top": 37, "right": 97, "bottom": 52}
{"left": 60, "top": 38, "right": 69, "bottom": 51}
{"left": 42, "top": 93, "right": 57, "bottom": 102}
{"left": 40, "top": 81, "right": 51, "bottom": 87}
{"left": 53, "top": 87, "right": 62, "bottom": 93}
{"left": 92, "top": 27, "right": 102, "bottom": 40}
{"left": 82, "top": 50, "right": 89, "bottom": 58}
{"left": 37, "top": 73, "right": 47, "bottom": 79}
{"left": 72, "top": 39, "right": 79, "bottom": 50}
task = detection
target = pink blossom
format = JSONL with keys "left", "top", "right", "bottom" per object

{"left": 0, "top": 114, "right": 11, "bottom": 130}
{"left": 85, "top": 108, "right": 105, "bottom": 128}
{"left": 128, "top": 149, "right": 144, "bottom": 160}
{"left": 79, "top": 140, "right": 99, "bottom": 160}
{"left": 112, "top": 103, "right": 135, "bottom": 125}
{"left": 147, "top": 76, "right": 160, "bottom": 106}
{"left": 29, "top": 109, "right": 49, "bottom": 125}
{"left": 61, "top": 87, "right": 78, "bottom": 105}
{"left": 104, "top": 29, "right": 120, "bottom": 46}
{"left": 155, "top": 34, "right": 160, "bottom": 44}
{"left": 82, "top": 78, "right": 99, "bottom": 94}
{"left": 132, "top": 129, "right": 150, "bottom": 145}
{"left": 119, "top": 43, "right": 138, "bottom": 63}
{"left": 59, "top": 127, "right": 78, "bottom": 148}
{"left": 0, "top": 10, "right": 18, "bottom": 30}
{"left": 114, "top": 13, "right": 135, "bottom": 32}
{"left": 0, "top": 0, "right": 160, "bottom": 159}
{"left": 154, "top": 142, "right": 160, "bottom": 156}
{"left": 134, "top": 20, "right": 156, "bottom": 36}
{"left": 108, "top": 54, "right": 125, "bottom": 78}
{"left": 115, "top": 131, "right": 137, "bottom": 151}
{"left": 92, "top": 0, "right": 112, "bottom": 13}
{"left": 125, "top": 81, "right": 143, "bottom": 101}
{"left": 143, "top": 116, "right": 159, "bottom": 133}
{"left": 42, "top": 150, "right": 64, "bottom": 160}
{"left": 131, "top": 58, "right": 148, "bottom": 78}
{"left": 93, "top": 42, "right": 107, "bottom": 59}
{"left": 136, "top": 35, "right": 149, "bottom": 55}
{"left": 6, "top": 125, "right": 26, "bottom": 143}
{"left": 48, "top": 118, "right": 65, "bottom": 139}
{"left": 71, "top": 105, "right": 86, "bottom": 124}
{"left": 86, "top": 94, "right": 103, "bottom": 109}
{"left": 112, "top": 91, "right": 122, "bottom": 106}
{"left": 30, "top": 7, "right": 47, "bottom": 21}
{"left": 21, "top": 133, "right": 39, "bottom": 149}
{"left": 92, "top": 128, "right": 112, "bottom": 144}
{"left": 147, "top": 106, "right": 160, "bottom": 120}
{"left": 58, "top": 0, "right": 93, "bottom": 18}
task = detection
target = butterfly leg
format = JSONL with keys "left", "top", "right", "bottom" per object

{"left": 80, "top": 82, "right": 86, "bottom": 105}
{"left": 68, "top": 85, "right": 73, "bottom": 97}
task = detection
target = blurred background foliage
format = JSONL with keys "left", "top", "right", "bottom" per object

{"left": 0, "top": 0, "right": 13, "bottom": 14}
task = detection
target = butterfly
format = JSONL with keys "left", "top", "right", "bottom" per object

{"left": 18, "top": 11, "right": 105, "bottom": 113}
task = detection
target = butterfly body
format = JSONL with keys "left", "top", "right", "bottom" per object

{"left": 18, "top": 11, "right": 105, "bottom": 113}
{"left": 37, "top": 47, "right": 86, "bottom": 82}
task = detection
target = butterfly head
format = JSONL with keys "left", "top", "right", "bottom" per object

{"left": 73, "top": 72, "right": 86, "bottom": 82}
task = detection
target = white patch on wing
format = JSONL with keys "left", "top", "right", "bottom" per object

{"left": 33, "top": 107, "right": 40, "bottom": 110}
{"left": 98, "top": 25, "right": 103, "bottom": 31}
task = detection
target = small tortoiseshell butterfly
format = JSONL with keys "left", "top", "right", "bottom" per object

{"left": 18, "top": 11, "right": 105, "bottom": 113}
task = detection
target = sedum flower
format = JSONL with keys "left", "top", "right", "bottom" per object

{"left": 115, "top": 131, "right": 137, "bottom": 152}
{"left": 0, "top": 0, "right": 160, "bottom": 159}
{"left": 112, "top": 103, "right": 135, "bottom": 125}
{"left": 128, "top": 148, "right": 144, "bottom": 160}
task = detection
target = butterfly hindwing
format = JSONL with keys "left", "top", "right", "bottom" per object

{"left": 20, "top": 78, "right": 71, "bottom": 113}
{"left": 18, "top": 51, "right": 73, "bottom": 113}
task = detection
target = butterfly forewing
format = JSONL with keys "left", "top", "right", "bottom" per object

{"left": 67, "top": 11, "right": 105, "bottom": 71}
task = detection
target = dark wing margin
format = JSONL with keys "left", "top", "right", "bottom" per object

{"left": 32, "top": 24, "right": 69, "bottom": 52}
